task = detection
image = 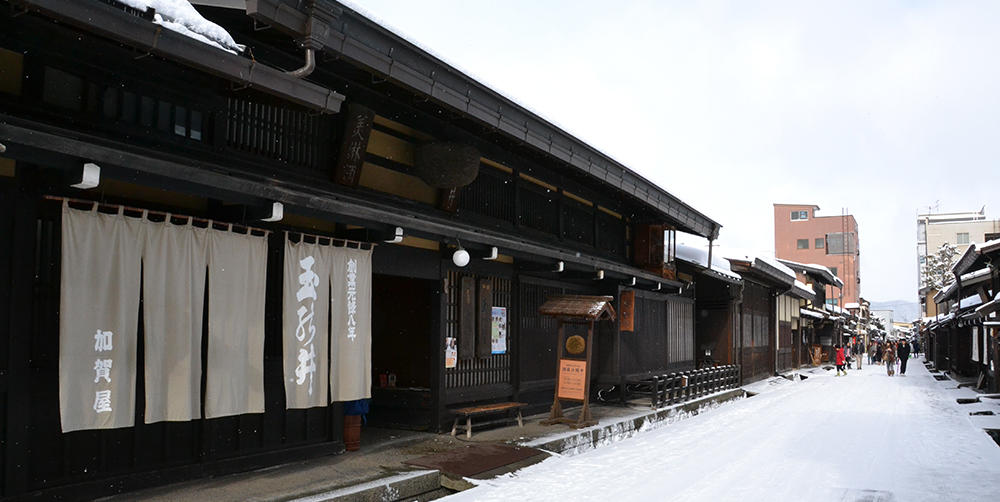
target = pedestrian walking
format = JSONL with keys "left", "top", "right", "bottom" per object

{"left": 868, "top": 342, "right": 875, "bottom": 365}
{"left": 884, "top": 342, "right": 896, "bottom": 376}
{"left": 835, "top": 344, "right": 846, "bottom": 376}
{"left": 898, "top": 340, "right": 910, "bottom": 375}
{"left": 855, "top": 339, "right": 865, "bottom": 370}
{"left": 913, "top": 339, "right": 921, "bottom": 356}
{"left": 875, "top": 342, "right": 884, "bottom": 366}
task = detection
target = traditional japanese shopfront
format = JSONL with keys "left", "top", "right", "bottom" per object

{"left": 0, "top": 1, "right": 721, "bottom": 499}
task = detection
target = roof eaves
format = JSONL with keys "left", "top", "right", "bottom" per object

{"left": 25, "top": 0, "right": 346, "bottom": 113}
{"left": 247, "top": 0, "right": 722, "bottom": 239}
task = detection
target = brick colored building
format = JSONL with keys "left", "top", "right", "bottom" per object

{"left": 773, "top": 204, "right": 860, "bottom": 306}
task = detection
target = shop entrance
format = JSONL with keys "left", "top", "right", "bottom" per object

{"left": 369, "top": 274, "right": 437, "bottom": 430}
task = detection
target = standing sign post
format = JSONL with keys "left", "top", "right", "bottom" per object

{"left": 538, "top": 295, "right": 616, "bottom": 429}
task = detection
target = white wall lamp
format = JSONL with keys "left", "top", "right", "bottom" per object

{"left": 384, "top": 226, "right": 404, "bottom": 244}
{"left": 653, "top": 283, "right": 662, "bottom": 291}
{"left": 452, "top": 243, "right": 470, "bottom": 267}
{"left": 553, "top": 261, "right": 564, "bottom": 273}
{"left": 628, "top": 277, "right": 637, "bottom": 286}
{"left": 71, "top": 162, "right": 101, "bottom": 190}
{"left": 260, "top": 202, "right": 284, "bottom": 222}
{"left": 595, "top": 270, "right": 605, "bottom": 280}
{"left": 483, "top": 246, "right": 499, "bottom": 261}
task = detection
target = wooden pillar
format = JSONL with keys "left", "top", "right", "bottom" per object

{"left": 544, "top": 322, "right": 566, "bottom": 421}
{"left": 4, "top": 174, "right": 38, "bottom": 497}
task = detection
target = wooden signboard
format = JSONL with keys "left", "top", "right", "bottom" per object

{"left": 557, "top": 358, "right": 587, "bottom": 400}
{"left": 333, "top": 103, "right": 375, "bottom": 187}
{"left": 542, "top": 324, "right": 597, "bottom": 428}
{"left": 459, "top": 276, "right": 475, "bottom": 360}
{"left": 439, "top": 187, "right": 461, "bottom": 213}
{"left": 477, "top": 278, "right": 494, "bottom": 358}
{"left": 620, "top": 290, "right": 635, "bottom": 332}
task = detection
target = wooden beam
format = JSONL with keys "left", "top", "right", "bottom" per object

{"left": 0, "top": 118, "right": 679, "bottom": 287}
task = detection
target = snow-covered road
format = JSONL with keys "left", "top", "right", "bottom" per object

{"left": 447, "top": 358, "right": 1000, "bottom": 501}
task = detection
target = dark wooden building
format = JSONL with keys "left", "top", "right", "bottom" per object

{"left": 778, "top": 259, "right": 844, "bottom": 367}
{"left": 0, "top": 1, "right": 722, "bottom": 499}
{"left": 928, "top": 241, "right": 999, "bottom": 391}
{"left": 676, "top": 243, "right": 743, "bottom": 370}
{"left": 725, "top": 256, "right": 795, "bottom": 383}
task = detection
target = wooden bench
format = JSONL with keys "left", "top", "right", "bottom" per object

{"left": 450, "top": 402, "right": 527, "bottom": 439}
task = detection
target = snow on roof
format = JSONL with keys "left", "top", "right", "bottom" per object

{"left": 675, "top": 242, "right": 742, "bottom": 282}
{"left": 824, "top": 304, "right": 847, "bottom": 316}
{"left": 119, "top": 0, "right": 244, "bottom": 53}
{"left": 960, "top": 266, "right": 992, "bottom": 284}
{"left": 981, "top": 238, "right": 1000, "bottom": 254}
{"left": 951, "top": 243, "right": 981, "bottom": 275}
{"left": 800, "top": 307, "right": 826, "bottom": 319}
{"left": 775, "top": 258, "right": 843, "bottom": 288}
{"left": 791, "top": 280, "right": 815, "bottom": 300}
{"left": 959, "top": 295, "right": 983, "bottom": 310}
{"left": 755, "top": 255, "right": 796, "bottom": 282}
{"left": 844, "top": 302, "right": 860, "bottom": 309}
{"left": 722, "top": 248, "right": 796, "bottom": 284}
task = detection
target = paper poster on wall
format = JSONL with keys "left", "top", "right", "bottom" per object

{"left": 491, "top": 307, "right": 507, "bottom": 354}
{"left": 445, "top": 337, "right": 457, "bottom": 369}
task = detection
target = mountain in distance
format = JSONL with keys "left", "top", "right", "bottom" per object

{"left": 868, "top": 300, "right": 921, "bottom": 323}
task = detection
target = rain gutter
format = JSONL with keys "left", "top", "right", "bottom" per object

{"left": 16, "top": 0, "right": 345, "bottom": 113}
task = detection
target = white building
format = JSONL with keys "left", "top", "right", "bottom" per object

{"left": 916, "top": 206, "right": 1000, "bottom": 315}
{"left": 871, "top": 310, "right": 895, "bottom": 339}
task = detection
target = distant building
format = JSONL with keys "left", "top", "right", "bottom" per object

{"left": 916, "top": 207, "right": 1000, "bottom": 316}
{"left": 773, "top": 204, "right": 861, "bottom": 306}
{"left": 871, "top": 310, "right": 895, "bottom": 339}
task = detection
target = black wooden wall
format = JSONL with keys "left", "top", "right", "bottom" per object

{"left": 0, "top": 196, "right": 346, "bottom": 501}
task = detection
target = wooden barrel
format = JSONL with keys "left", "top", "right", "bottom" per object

{"left": 343, "top": 414, "right": 362, "bottom": 451}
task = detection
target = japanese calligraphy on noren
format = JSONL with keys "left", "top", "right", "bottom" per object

{"left": 283, "top": 237, "right": 330, "bottom": 410}
{"left": 93, "top": 330, "right": 114, "bottom": 411}
{"left": 295, "top": 255, "right": 319, "bottom": 395}
{"left": 346, "top": 257, "right": 358, "bottom": 340}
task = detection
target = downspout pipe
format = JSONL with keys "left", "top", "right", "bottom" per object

{"left": 707, "top": 238, "right": 714, "bottom": 274}
{"left": 285, "top": 47, "right": 315, "bottom": 79}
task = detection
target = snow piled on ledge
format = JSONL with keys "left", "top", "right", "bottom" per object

{"left": 118, "top": 0, "right": 244, "bottom": 54}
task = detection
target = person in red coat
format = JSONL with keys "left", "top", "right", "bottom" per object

{"left": 835, "top": 344, "right": 846, "bottom": 376}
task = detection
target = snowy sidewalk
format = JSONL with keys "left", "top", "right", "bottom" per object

{"left": 445, "top": 358, "right": 1000, "bottom": 502}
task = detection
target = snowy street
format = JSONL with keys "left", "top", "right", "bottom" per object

{"left": 447, "top": 359, "right": 1000, "bottom": 502}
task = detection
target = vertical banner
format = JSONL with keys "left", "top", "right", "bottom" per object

{"left": 59, "top": 203, "right": 142, "bottom": 432}
{"left": 458, "top": 276, "right": 475, "bottom": 360}
{"left": 142, "top": 220, "right": 207, "bottom": 423}
{"left": 620, "top": 290, "right": 635, "bottom": 332}
{"left": 477, "top": 279, "right": 493, "bottom": 358}
{"left": 330, "top": 246, "right": 373, "bottom": 401}
{"left": 282, "top": 236, "right": 331, "bottom": 409}
{"left": 206, "top": 229, "right": 267, "bottom": 418}
{"left": 491, "top": 307, "right": 507, "bottom": 354}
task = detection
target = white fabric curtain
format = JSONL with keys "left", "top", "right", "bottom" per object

{"left": 329, "top": 246, "right": 373, "bottom": 401}
{"left": 282, "top": 236, "right": 330, "bottom": 409}
{"left": 142, "top": 219, "right": 207, "bottom": 423}
{"left": 59, "top": 203, "right": 143, "bottom": 432}
{"left": 205, "top": 228, "right": 268, "bottom": 418}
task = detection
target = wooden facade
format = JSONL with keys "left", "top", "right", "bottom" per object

{"left": 0, "top": 1, "right": 724, "bottom": 499}
{"left": 925, "top": 241, "right": 1000, "bottom": 392}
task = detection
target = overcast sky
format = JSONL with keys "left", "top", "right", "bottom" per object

{"left": 348, "top": 0, "right": 1000, "bottom": 302}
